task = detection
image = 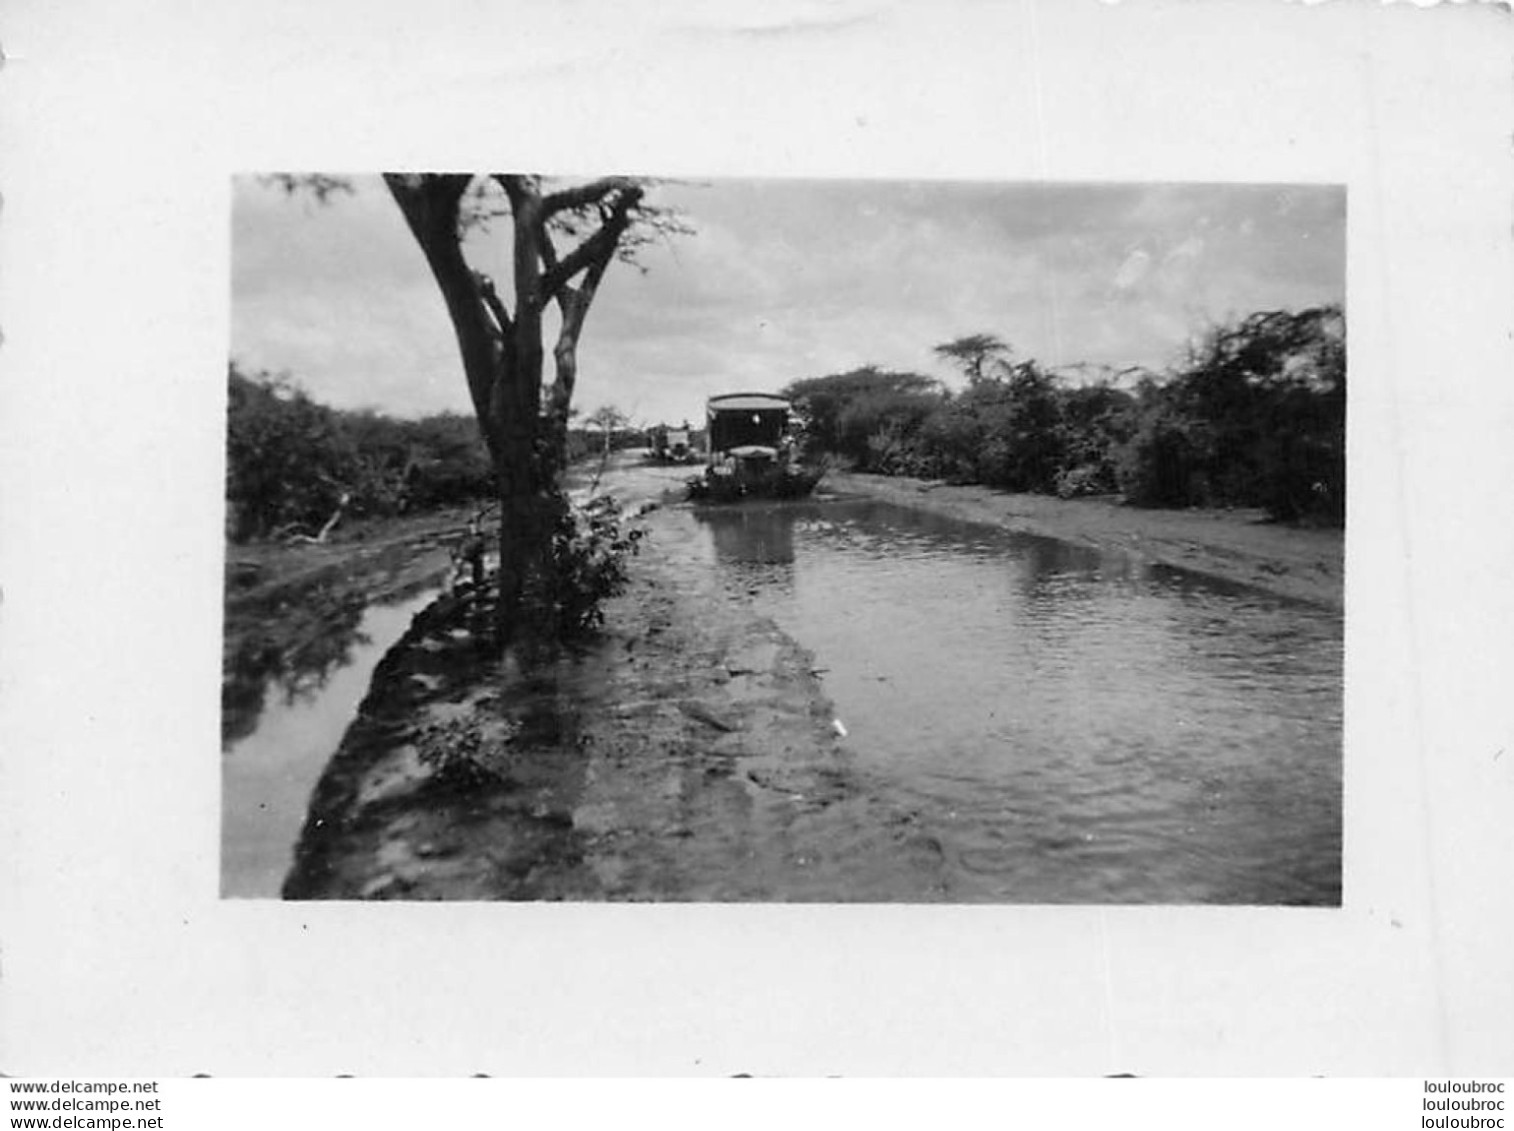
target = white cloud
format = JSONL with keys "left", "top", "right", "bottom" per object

{"left": 1113, "top": 248, "right": 1152, "bottom": 292}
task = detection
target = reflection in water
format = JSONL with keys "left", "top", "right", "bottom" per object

{"left": 221, "top": 598, "right": 373, "bottom": 749}
{"left": 693, "top": 498, "right": 1342, "bottom": 905}
{"left": 221, "top": 587, "right": 442, "bottom": 898}
{"left": 698, "top": 501, "right": 798, "bottom": 596}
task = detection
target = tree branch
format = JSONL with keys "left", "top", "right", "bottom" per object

{"left": 491, "top": 175, "right": 551, "bottom": 319}
{"left": 384, "top": 173, "right": 472, "bottom": 222}
{"left": 541, "top": 176, "right": 640, "bottom": 217}
{"left": 384, "top": 174, "right": 505, "bottom": 461}
{"left": 540, "top": 184, "right": 643, "bottom": 299}
{"left": 473, "top": 271, "right": 512, "bottom": 338}
{"left": 492, "top": 173, "right": 535, "bottom": 212}
{"left": 539, "top": 227, "right": 560, "bottom": 275}
{"left": 564, "top": 249, "right": 613, "bottom": 329}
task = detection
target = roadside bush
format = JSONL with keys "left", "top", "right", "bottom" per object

{"left": 401, "top": 412, "right": 495, "bottom": 510}
{"left": 783, "top": 367, "right": 941, "bottom": 458}
{"left": 1053, "top": 464, "right": 1107, "bottom": 499}
{"left": 415, "top": 716, "right": 513, "bottom": 789}
{"left": 917, "top": 365, "right": 1065, "bottom": 492}
{"left": 865, "top": 422, "right": 936, "bottom": 477}
{"left": 226, "top": 367, "right": 352, "bottom": 541}
{"left": 1113, "top": 398, "right": 1206, "bottom": 507}
{"left": 1254, "top": 393, "right": 1345, "bottom": 524}
{"left": 839, "top": 390, "right": 941, "bottom": 472}
{"left": 777, "top": 305, "right": 1343, "bottom": 526}
{"left": 916, "top": 401, "right": 985, "bottom": 483}
{"left": 1059, "top": 382, "right": 1136, "bottom": 494}
{"left": 226, "top": 364, "right": 495, "bottom": 542}
{"left": 1115, "top": 306, "right": 1345, "bottom": 521}
{"left": 524, "top": 493, "right": 645, "bottom": 639}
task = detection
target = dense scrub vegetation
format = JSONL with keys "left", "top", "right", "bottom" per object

{"left": 226, "top": 363, "right": 655, "bottom": 547}
{"left": 225, "top": 363, "right": 644, "bottom": 660}
{"left": 225, "top": 363, "right": 496, "bottom": 542}
{"left": 782, "top": 305, "right": 1344, "bottom": 526}
{"left": 226, "top": 364, "right": 650, "bottom": 545}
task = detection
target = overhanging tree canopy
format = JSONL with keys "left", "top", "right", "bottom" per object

{"left": 267, "top": 172, "right": 689, "bottom": 646}
{"left": 380, "top": 174, "right": 674, "bottom": 467}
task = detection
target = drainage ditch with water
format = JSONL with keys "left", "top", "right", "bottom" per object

{"left": 221, "top": 586, "right": 444, "bottom": 897}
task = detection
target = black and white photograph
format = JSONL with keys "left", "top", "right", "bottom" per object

{"left": 6, "top": 0, "right": 1512, "bottom": 1089}
{"left": 225, "top": 175, "right": 1345, "bottom": 905}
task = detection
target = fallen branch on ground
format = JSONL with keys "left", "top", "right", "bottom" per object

{"left": 283, "top": 492, "right": 352, "bottom": 545}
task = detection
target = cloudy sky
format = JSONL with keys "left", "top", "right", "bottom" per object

{"left": 231, "top": 176, "right": 1344, "bottom": 427}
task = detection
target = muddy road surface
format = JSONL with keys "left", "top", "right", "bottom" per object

{"left": 283, "top": 464, "right": 950, "bottom": 901}
{"left": 267, "top": 457, "right": 1341, "bottom": 904}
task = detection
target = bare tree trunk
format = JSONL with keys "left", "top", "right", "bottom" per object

{"left": 383, "top": 175, "right": 506, "bottom": 465}
{"left": 496, "top": 184, "right": 549, "bottom": 646}
{"left": 382, "top": 172, "right": 647, "bottom": 654}
{"left": 387, "top": 174, "right": 539, "bottom": 647}
{"left": 493, "top": 396, "right": 539, "bottom": 646}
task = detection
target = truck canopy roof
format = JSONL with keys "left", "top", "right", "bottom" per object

{"left": 707, "top": 393, "right": 791, "bottom": 413}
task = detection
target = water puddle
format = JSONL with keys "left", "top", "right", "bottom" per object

{"left": 691, "top": 497, "right": 1343, "bottom": 905}
{"left": 221, "top": 586, "right": 443, "bottom": 898}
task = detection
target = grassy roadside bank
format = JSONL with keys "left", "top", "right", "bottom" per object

{"left": 823, "top": 471, "right": 1344, "bottom": 609}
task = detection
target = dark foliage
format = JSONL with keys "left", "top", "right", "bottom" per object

{"left": 1114, "top": 307, "right": 1345, "bottom": 522}
{"left": 225, "top": 363, "right": 494, "bottom": 542}
{"left": 781, "top": 367, "right": 943, "bottom": 463}
{"left": 785, "top": 305, "right": 1344, "bottom": 526}
{"left": 525, "top": 494, "right": 645, "bottom": 639}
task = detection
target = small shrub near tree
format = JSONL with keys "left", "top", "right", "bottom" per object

{"left": 529, "top": 495, "right": 645, "bottom": 639}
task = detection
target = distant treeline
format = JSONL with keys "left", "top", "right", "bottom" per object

{"left": 783, "top": 305, "right": 1344, "bottom": 526}
{"left": 226, "top": 364, "right": 497, "bottom": 543}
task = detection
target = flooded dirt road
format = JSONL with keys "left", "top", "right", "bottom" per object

{"left": 684, "top": 497, "right": 1342, "bottom": 905}
{"left": 234, "top": 458, "right": 1342, "bottom": 905}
